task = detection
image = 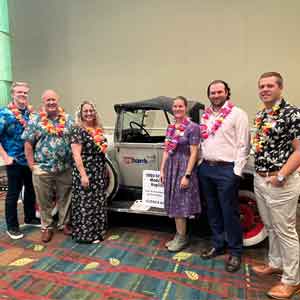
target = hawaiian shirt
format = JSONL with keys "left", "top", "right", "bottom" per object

{"left": 22, "top": 112, "right": 74, "bottom": 173}
{"left": 254, "top": 99, "right": 300, "bottom": 172}
{"left": 0, "top": 104, "right": 33, "bottom": 166}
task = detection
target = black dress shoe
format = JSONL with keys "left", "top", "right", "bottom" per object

{"left": 226, "top": 256, "right": 241, "bottom": 273}
{"left": 201, "top": 247, "right": 225, "bottom": 260}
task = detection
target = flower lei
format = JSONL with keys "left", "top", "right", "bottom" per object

{"left": 200, "top": 101, "right": 234, "bottom": 139}
{"left": 164, "top": 117, "right": 191, "bottom": 154}
{"left": 39, "top": 107, "right": 66, "bottom": 136}
{"left": 85, "top": 127, "right": 108, "bottom": 153}
{"left": 252, "top": 103, "right": 281, "bottom": 153}
{"left": 8, "top": 102, "right": 34, "bottom": 127}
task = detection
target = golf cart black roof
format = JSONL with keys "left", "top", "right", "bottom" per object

{"left": 114, "top": 96, "right": 204, "bottom": 115}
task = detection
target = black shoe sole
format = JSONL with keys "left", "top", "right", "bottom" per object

{"left": 201, "top": 251, "right": 226, "bottom": 260}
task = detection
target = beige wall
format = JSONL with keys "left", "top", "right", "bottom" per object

{"left": 9, "top": 0, "right": 300, "bottom": 126}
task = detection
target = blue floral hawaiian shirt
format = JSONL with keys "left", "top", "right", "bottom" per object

{"left": 0, "top": 104, "right": 32, "bottom": 166}
{"left": 22, "top": 112, "right": 74, "bottom": 173}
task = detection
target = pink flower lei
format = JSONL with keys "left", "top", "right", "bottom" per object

{"left": 164, "top": 117, "right": 191, "bottom": 154}
{"left": 200, "top": 101, "right": 234, "bottom": 139}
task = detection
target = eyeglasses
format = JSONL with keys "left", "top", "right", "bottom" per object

{"left": 82, "top": 109, "right": 95, "bottom": 113}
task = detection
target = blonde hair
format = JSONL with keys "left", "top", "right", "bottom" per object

{"left": 11, "top": 81, "right": 30, "bottom": 94}
{"left": 75, "top": 100, "right": 103, "bottom": 128}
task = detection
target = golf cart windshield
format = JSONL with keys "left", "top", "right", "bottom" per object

{"left": 114, "top": 97, "right": 204, "bottom": 143}
{"left": 119, "top": 109, "right": 171, "bottom": 143}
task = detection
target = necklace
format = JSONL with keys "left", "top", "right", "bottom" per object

{"left": 8, "top": 102, "right": 34, "bottom": 127}
{"left": 252, "top": 103, "right": 281, "bottom": 153}
{"left": 85, "top": 127, "right": 108, "bottom": 153}
{"left": 39, "top": 107, "right": 66, "bottom": 136}
{"left": 164, "top": 117, "right": 190, "bottom": 154}
{"left": 200, "top": 101, "right": 234, "bottom": 139}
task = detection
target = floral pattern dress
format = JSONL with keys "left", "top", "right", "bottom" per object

{"left": 164, "top": 122, "right": 201, "bottom": 217}
{"left": 70, "top": 126, "right": 107, "bottom": 243}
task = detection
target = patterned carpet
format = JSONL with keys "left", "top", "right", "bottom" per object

{"left": 0, "top": 217, "right": 288, "bottom": 300}
{"left": 0, "top": 172, "right": 298, "bottom": 300}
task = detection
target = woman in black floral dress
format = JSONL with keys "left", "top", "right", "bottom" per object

{"left": 70, "top": 100, "right": 108, "bottom": 243}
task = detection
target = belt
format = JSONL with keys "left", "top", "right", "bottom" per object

{"left": 256, "top": 171, "right": 279, "bottom": 177}
{"left": 203, "top": 160, "right": 233, "bottom": 166}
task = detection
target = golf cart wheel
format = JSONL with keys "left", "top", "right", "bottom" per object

{"left": 105, "top": 157, "right": 119, "bottom": 200}
{"left": 239, "top": 190, "right": 267, "bottom": 246}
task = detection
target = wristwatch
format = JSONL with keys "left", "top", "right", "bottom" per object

{"left": 185, "top": 174, "right": 191, "bottom": 179}
{"left": 276, "top": 173, "right": 286, "bottom": 183}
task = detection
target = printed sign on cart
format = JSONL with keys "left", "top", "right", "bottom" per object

{"left": 142, "top": 170, "right": 164, "bottom": 208}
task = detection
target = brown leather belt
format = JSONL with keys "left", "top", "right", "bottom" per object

{"left": 203, "top": 160, "right": 233, "bottom": 166}
{"left": 256, "top": 171, "right": 279, "bottom": 177}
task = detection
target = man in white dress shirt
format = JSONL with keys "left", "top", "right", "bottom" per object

{"left": 198, "top": 80, "right": 250, "bottom": 272}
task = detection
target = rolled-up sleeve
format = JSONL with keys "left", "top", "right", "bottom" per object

{"left": 234, "top": 110, "right": 250, "bottom": 176}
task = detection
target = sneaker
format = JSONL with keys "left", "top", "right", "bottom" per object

{"left": 165, "top": 233, "right": 180, "bottom": 248}
{"left": 6, "top": 228, "right": 24, "bottom": 240}
{"left": 167, "top": 235, "right": 189, "bottom": 252}
{"left": 24, "top": 218, "right": 41, "bottom": 227}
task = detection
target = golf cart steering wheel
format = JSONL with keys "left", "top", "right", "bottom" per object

{"left": 129, "top": 121, "right": 150, "bottom": 136}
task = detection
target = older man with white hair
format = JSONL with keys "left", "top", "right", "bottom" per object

{"left": 23, "top": 89, "right": 74, "bottom": 243}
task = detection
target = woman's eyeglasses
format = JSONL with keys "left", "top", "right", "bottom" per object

{"left": 82, "top": 109, "right": 95, "bottom": 113}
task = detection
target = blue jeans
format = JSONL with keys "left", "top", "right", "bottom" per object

{"left": 5, "top": 162, "right": 36, "bottom": 230}
{"left": 198, "top": 161, "right": 242, "bottom": 257}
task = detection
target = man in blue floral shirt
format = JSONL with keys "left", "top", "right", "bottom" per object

{"left": 0, "top": 81, "right": 40, "bottom": 240}
{"left": 23, "top": 89, "right": 74, "bottom": 243}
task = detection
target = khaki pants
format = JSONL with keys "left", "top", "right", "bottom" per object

{"left": 32, "top": 165, "right": 72, "bottom": 230}
{"left": 254, "top": 172, "right": 300, "bottom": 285}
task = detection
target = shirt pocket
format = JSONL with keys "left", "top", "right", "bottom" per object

{"left": 7, "top": 123, "right": 17, "bottom": 136}
{"left": 272, "top": 118, "right": 287, "bottom": 135}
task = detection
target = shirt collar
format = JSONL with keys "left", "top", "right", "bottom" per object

{"left": 265, "top": 99, "right": 282, "bottom": 113}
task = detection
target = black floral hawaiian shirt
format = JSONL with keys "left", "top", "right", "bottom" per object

{"left": 254, "top": 99, "right": 300, "bottom": 172}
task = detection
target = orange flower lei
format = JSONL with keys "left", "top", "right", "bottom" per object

{"left": 39, "top": 107, "right": 66, "bottom": 136}
{"left": 252, "top": 104, "right": 281, "bottom": 153}
{"left": 85, "top": 127, "right": 108, "bottom": 153}
{"left": 8, "top": 102, "right": 34, "bottom": 127}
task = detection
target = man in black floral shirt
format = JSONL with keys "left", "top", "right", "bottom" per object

{"left": 252, "top": 72, "right": 300, "bottom": 299}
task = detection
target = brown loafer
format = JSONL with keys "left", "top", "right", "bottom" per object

{"left": 252, "top": 265, "right": 282, "bottom": 276}
{"left": 267, "top": 282, "right": 300, "bottom": 299}
{"left": 41, "top": 228, "right": 53, "bottom": 243}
